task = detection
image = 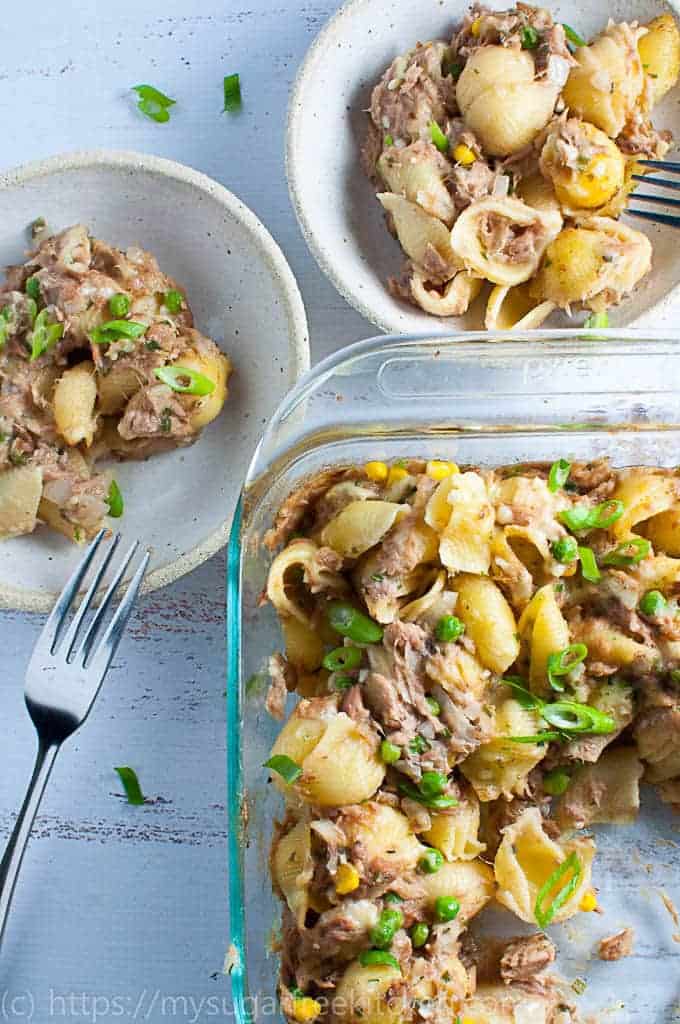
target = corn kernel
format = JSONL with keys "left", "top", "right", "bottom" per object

{"left": 335, "top": 863, "right": 360, "bottom": 894}
{"left": 426, "top": 460, "right": 459, "bottom": 481}
{"left": 470, "top": 17, "right": 482, "bottom": 35}
{"left": 364, "top": 460, "right": 388, "bottom": 483}
{"left": 460, "top": 1018, "right": 477, "bottom": 1024}
{"left": 453, "top": 143, "right": 476, "bottom": 167}
{"left": 387, "top": 466, "right": 409, "bottom": 487}
{"left": 292, "top": 998, "right": 321, "bottom": 1023}
{"left": 579, "top": 890, "right": 598, "bottom": 913}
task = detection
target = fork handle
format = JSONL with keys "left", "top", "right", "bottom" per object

{"left": 0, "top": 739, "right": 60, "bottom": 950}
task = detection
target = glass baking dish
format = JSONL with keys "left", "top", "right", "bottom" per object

{"left": 227, "top": 330, "right": 680, "bottom": 1024}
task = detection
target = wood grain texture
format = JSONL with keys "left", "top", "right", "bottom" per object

{"left": 0, "top": 0, "right": 679, "bottom": 1020}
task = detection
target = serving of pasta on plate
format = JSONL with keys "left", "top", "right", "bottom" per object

{"left": 362, "top": 3, "right": 680, "bottom": 327}
{"left": 261, "top": 456, "right": 680, "bottom": 1023}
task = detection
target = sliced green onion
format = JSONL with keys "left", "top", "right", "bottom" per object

{"left": 543, "top": 767, "right": 571, "bottom": 796}
{"left": 25, "top": 275, "right": 41, "bottom": 301}
{"left": 108, "top": 293, "right": 130, "bottom": 318}
{"left": 327, "top": 601, "right": 383, "bottom": 644}
{"left": 223, "top": 73, "right": 242, "bottom": 113}
{"left": 429, "top": 120, "right": 449, "bottom": 153}
{"left": 25, "top": 297, "right": 37, "bottom": 325}
{"left": 132, "top": 84, "right": 176, "bottom": 123}
{"left": 369, "top": 907, "right": 403, "bottom": 949}
{"left": 418, "top": 847, "right": 444, "bottom": 874}
{"left": 322, "top": 646, "right": 362, "bottom": 673}
{"left": 541, "top": 701, "right": 616, "bottom": 735}
{"left": 333, "top": 674, "right": 354, "bottom": 691}
{"left": 154, "top": 365, "right": 216, "bottom": 396}
{"left": 29, "top": 310, "right": 64, "bottom": 361}
{"left": 114, "top": 765, "right": 145, "bottom": 805}
{"left": 384, "top": 133, "right": 394, "bottom": 147}
{"left": 398, "top": 780, "right": 458, "bottom": 810}
{"left": 443, "top": 60, "right": 464, "bottom": 79}
{"left": 426, "top": 695, "right": 441, "bottom": 716}
{"left": 560, "top": 499, "right": 624, "bottom": 532}
{"left": 384, "top": 892, "right": 403, "bottom": 904}
{"left": 548, "top": 459, "right": 571, "bottom": 493}
{"left": 535, "top": 852, "right": 583, "bottom": 927}
{"left": 90, "top": 319, "right": 147, "bottom": 346}
{"left": 434, "top": 895, "right": 460, "bottom": 922}
{"left": 410, "top": 922, "right": 429, "bottom": 948}
{"left": 264, "top": 754, "right": 302, "bottom": 784}
{"left": 106, "top": 479, "right": 124, "bottom": 518}
{"left": 435, "top": 615, "right": 465, "bottom": 642}
{"left": 578, "top": 545, "right": 601, "bottom": 583}
{"left": 640, "top": 589, "right": 667, "bottom": 616}
{"left": 358, "top": 950, "right": 400, "bottom": 970}
{"left": 584, "top": 311, "right": 609, "bottom": 329}
{"left": 419, "top": 771, "right": 447, "bottom": 798}
{"left": 503, "top": 676, "right": 541, "bottom": 709}
{"left": 409, "top": 735, "right": 429, "bottom": 754}
{"left": 520, "top": 25, "right": 540, "bottom": 49}
{"left": 601, "top": 537, "right": 651, "bottom": 567}
{"left": 380, "top": 740, "right": 401, "bottom": 764}
{"left": 562, "top": 23, "right": 586, "bottom": 48}
{"left": 510, "top": 731, "right": 561, "bottom": 744}
{"left": 0, "top": 306, "right": 11, "bottom": 348}
{"left": 547, "top": 643, "right": 588, "bottom": 692}
{"left": 164, "top": 289, "right": 184, "bottom": 313}
{"left": 551, "top": 536, "right": 578, "bottom": 563}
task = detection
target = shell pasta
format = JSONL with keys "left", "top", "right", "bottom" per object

{"left": 263, "top": 456, "right": 680, "bottom": 1023}
{"left": 363, "top": 4, "right": 680, "bottom": 325}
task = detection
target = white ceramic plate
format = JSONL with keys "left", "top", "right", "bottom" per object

{"left": 287, "top": 0, "right": 680, "bottom": 334}
{"left": 0, "top": 150, "right": 309, "bottom": 611}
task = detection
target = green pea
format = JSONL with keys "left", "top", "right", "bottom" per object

{"left": 327, "top": 601, "right": 384, "bottom": 644}
{"left": 369, "top": 908, "right": 403, "bottom": 949}
{"left": 434, "top": 896, "right": 460, "bottom": 922}
{"left": 410, "top": 923, "right": 429, "bottom": 948}
{"left": 380, "top": 740, "right": 401, "bottom": 765}
{"left": 383, "top": 892, "right": 403, "bottom": 905}
{"left": 108, "top": 293, "right": 130, "bottom": 318}
{"left": 25, "top": 276, "right": 41, "bottom": 301}
{"left": 435, "top": 615, "right": 465, "bottom": 643}
{"left": 418, "top": 848, "right": 444, "bottom": 874}
{"left": 419, "top": 771, "right": 447, "bottom": 799}
{"left": 640, "top": 590, "right": 666, "bottom": 616}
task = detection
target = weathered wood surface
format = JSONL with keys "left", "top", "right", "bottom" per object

{"left": 0, "top": 0, "right": 679, "bottom": 1020}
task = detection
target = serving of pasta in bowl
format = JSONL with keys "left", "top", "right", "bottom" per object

{"left": 288, "top": 0, "right": 680, "bottom": 334}
{"left": 227, "top": 331, "right": 680, "bottom": 1024}
{"left": 0, "top": 150, "right": 309, "bottom": 610}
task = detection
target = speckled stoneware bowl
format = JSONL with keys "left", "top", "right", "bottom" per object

{"left": 0, "top": 150, "right": 309, "bottom": 612}
{"left": 287, "top": 0, "right": 680, "bottom": 334}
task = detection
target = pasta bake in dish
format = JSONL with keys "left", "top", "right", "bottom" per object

{"left": 362, "top": 4, "right": 680, "bottom": 326}
{"left": 263, "top": 456, "right": 680, "bottom": 1022}
{"left": 0, "top": 224, "right": 231, "bottom": 542}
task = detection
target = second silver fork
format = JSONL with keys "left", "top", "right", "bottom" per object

{"left": 629, "top": 158, "right": 680, "bottom": 226}
{"left": 0, "top": 531, "right": 149, "bottom": 950}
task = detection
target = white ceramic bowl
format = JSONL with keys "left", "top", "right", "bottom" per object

{"left": 0, "top": 150, "right": 309, "bottom": 611}
{"left": 287, "top": 0, "right": 680, "bottom": 334}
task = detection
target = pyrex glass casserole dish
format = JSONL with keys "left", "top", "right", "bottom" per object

{"left": 227, "top": 331, "right": 680, "bottom": 1024}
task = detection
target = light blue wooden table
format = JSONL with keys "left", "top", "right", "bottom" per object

{"left": 0, "top": 1, "right": 367, "bottom": 1019}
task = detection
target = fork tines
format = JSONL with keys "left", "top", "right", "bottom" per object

{"left": 628, "top": 158, "right": 680, "bottom": 227}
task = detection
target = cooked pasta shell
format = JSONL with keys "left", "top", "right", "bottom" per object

{"left": 454, "top": 574, "right": 520, "bottom": 674}
{"left": 608, "top": 468, "right": 679, "bottom": 539}
{"left": 518, "top": 583, "right": 571, "bottom": 698}
{"left": 485, "top": 283, "right": 555, "bottom": 330}
{"left": 423, "top": 794, "right": 486, "bottom": 861}
{"left": 420, "top": 858, "right": 495, "bottom": 926}
{"left": 457, "top": 47, "right": 559, "bottom": 156}
{"left": 53, "top": 361, "right": 98, "bottom": 447}
{"left": 494, "top": 806, "right": 595, "bottom": 925}
{"left": 321, "top": 499, "right": 405, "bottom": 558}
{"left": 411, "top": 269, "right": 482, "bottom": 317}
{"left": 540, "top": 119, "right": 626, "bottom": 213}
{"left": 460, "top": 698, "right": 545, "bottom": 801}
{"left": 334, "top": 962, "right": 404, "bottom": 1024}
{"left": 451, "top": 197, "right": 560, "bottom": 287}
{"left": 426, "top": 471, "right": 494, "bottom": 575}
{"left": 563, "top": 21, "right": 646, "bottom": 138}
{"left": 0, "top": 465, "right": 43, "bottom": 540}
{"left": 377, "top": 141, "right": 456, "bottom": 226}
{"left": 377, "top": 193, "right": 459, "bottom": 282}
{"left": 639, "top": 14, "right": 680, "bottom": 107}
{"left": 271, "top": 821, "right": 314, "bottom": 927}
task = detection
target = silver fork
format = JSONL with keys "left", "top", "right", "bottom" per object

{"left": 628, "top": 159, "right": 680, "bottom": 226}
{"left": 0, "top": 529, "right": 150, "bottom": 949}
